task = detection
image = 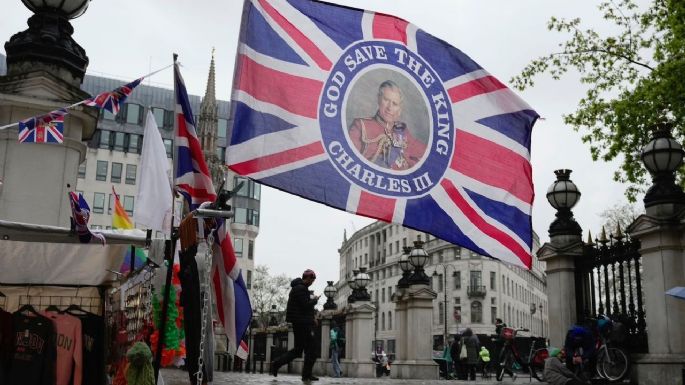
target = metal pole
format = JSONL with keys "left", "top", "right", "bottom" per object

{"left": 443, "top": 265, "right": 447, "bottom": 348}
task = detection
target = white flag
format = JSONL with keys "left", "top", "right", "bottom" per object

{"left": 135, "top": 110, "right": 173, "bottom": 233}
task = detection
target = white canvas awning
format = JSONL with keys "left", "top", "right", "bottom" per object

{"left": 0, "top": 220, "right": 148, "bottom": 285}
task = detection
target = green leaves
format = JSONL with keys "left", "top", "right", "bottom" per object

{"left": 512, "top": 0, "right": 685, "bottom": 201}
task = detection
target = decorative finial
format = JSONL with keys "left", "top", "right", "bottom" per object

{"left": 586, "top": 230, "right": 594, "bottom": 246}
{"left": 614, "top": 222, "right": 624, "bottom": 240}
{"left": 598, "top": 226, "right": 608, "bottom": 244}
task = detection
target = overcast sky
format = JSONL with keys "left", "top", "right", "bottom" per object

{"left": 0, "top": 0, "right": 647, "bottom": 296}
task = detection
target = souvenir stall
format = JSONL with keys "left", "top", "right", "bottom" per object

{"left": 0, "top": 219, "right": 159, "bottom": 385}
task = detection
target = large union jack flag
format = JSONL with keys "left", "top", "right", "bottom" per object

{"left": 18, "top": 108, "right": 67, "bottom": 144}
{"left": 174, "top": 63, "right": 216, "bottom": 210}
{"left": 84, "top": 77, "right": 142, "bottom": 115}
{"left": 228, "top": 0, "right": 539, "bottom": 268}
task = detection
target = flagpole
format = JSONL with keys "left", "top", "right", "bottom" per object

{"left": 153, "top": 53, "right": 179, "bottom": 385}
{"left": 0, "top": 63, "right": 174, "bottom": 131}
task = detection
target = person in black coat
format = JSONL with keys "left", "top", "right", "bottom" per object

{"left": 270, "top": 269, "right": 320, "bottom": 381}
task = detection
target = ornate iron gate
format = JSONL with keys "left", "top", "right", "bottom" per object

{"left": 574, "top": 233, "right": 648, "bottom": 353}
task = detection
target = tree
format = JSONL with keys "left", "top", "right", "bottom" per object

{"left": 250, "top": 265, "right": 291, "bottom": 328}
{"left": 598, "top": 202, "right": 644, "bottom": 234}
{"left": 512, "top": 0, "right": 685, "bottom": 201}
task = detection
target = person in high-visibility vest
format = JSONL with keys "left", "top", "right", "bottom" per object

{"left": 479, "top": 346, "right": 491, "bottom": 378}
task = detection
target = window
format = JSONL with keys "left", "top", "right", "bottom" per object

{"left": 454, "top": 306, "right": 462, "bottom": 322}
{"left": 152, "top": 107, "right": 173, "bottom": 129}
{"left": 437, "top": 274, "right": 443, "bottom": 292}
{"left": 111, "top": 162, "right": 122, "bottom": 183}
{"left": 125, "top": 103, "right": 143, "bottom": 125}
{"left": 470, "top": 251, "right": 481, "bottom": 259}
{"left": 388, "top": 311, "right": 392, "bottom": 330}
{"left": 215, "top": 146, "right": 225, "bottom": 161}
{"left": 163, "top": 139, "right": 173, "bottom": 158}
{"left": 125, "top": 164, "right": 137, "bottom": 185}
{"left": 127, "top": 134, "right": 141, "bottom": 153}
{"left": 99, "top": 130, "right": 111, "bottom": 149}
{"left": 93, "top": 192, "right": 105, "bottom": 214}
{"left": 218, "top": 118, "right": 228, "bottom": 138}
{"left": 246, "top": 270, "right": 252, "bottom": 290}
{"left": 96, "top": 161, "right": 108, "bottom": 181}
{"left": 382, "top": 288, "right": 385, "bottom": 303}
{"left": 490, "top": 271, "right": 496, "bottom": 290}
{"left": 113, "top": 132, "right": 125, "bottom": 151}
{"left": 123, "top": 196, "right": 134, "bottom": 216}
{"left": 381, "top": 313, "right": 385, "bottom": 330}
{"left": 102, "top": 109, "right": 116, "bottom": 121}
{"left": 491, "top": 307, "right": 497, "bottom": 324}
{"left": 108, "top": 194, "right": 114, "bottom": 214}
{"left": 470, "top": 271, "right": 482, "bottom": 287}
{"left": 454, "top": 246, "right": 462, "bottom": 259}
{"left": 248, "top": 240, "right": 254, "bottom": 260}
{"left": 234, "top": 176, "right": 261, "bottom": 200}
{"left": 78, "top": 162, "right": 86, "bottom": 179}
{"left": 454, "top": 271, "right": 461, "bottom": 289}
{"left": 438, "top": 302, "right": 444, "bottom": 324}
{"left": 471, "top": 301, "right": 483, "bottom": 323}
{"left": 234, "top": 238, "right": 243, "bottom": 258}
{"left": 491, "top": 297, "right": 496, "bottom": 305}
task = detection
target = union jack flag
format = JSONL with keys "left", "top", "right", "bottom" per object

{"left": 211, "top": 216, "right": 252, "bottom": 355}
{"left": 228, "top": 0, "right": 538, "bottom": 268}
{"left": 18, "top": 108, "right": 67, "bottom": 144}
{"left": 84, "top": 78, "right": 142, "bottom": 115}
{"left": 174, "top": 63, "right": 216, "bottom": 210}
{"left": 68, "top": 191, "right": 106, "bottom": 245}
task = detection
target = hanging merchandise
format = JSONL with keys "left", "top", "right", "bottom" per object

{"left": 126, "top": 342, "right": 155, "bottom": 385}
{"left": 8, "top": 308, "right": 57, "bottom": 385}
{"left": 0, "top": 308, "right": 12, "bottom": 384}
{"left": 150, "top": 264, "right": 185, "bottom": 368}
{"left": 42, "top": 311, "right": 83, "bottom": 385}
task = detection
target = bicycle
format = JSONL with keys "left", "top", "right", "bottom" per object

{"left": 495, "top": 327, "right": 548, "bottom": 382}
{"left": 567, "top": 318, "right": 629, "bottom": 382}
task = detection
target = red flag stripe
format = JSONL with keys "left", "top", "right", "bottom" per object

{"left": 451, "top": 130, "right": 533, "bottom": 204}
{"left": 175, "top": 184, "right": 216, "bottom": 201}
{"left": 230, "top": 141, "right": 325, "bottom": 176}
{"left": 177, "top": 117, "right": 213, "bottom": 176}
{"left": 440, "top": 179, "right": 532, "bottom": 268}
{"left": 372, "top": 13, "right": 409, "bottom": 44}
{"left": 357, "top": 191, "right": 396, "bottom": 223}
{"left": 219, "top": 233, "right": 237, "bottom": 275}
{"left": 448, "top": 76, "right": 508, "bottom": 104}
{"left": 212, "top": 269, "right": 226, "bottom": 326}
{"left": 257, "top": 0, "right": 333, "bottom": 71}
{"left": 236, "top": 54, "right": 323, "bottom": 119}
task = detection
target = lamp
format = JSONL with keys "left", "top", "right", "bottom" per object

{"left": 347, "top": 271, "right": 359, "bottom": 304}
{"left": 546, "top": 169, "right": 582, "bottom": 237}
{"left": 641, "top": 124, "right": 685, "bottom": 207}
{"left": 397, "top": 246, "right": 412, "bottom": 288}
{"left": 268, "top": 304, "right": 278, "bottom": 326}
{"left": 353, "top": 267, "right": 371, "bottom": 301}
{"left": 408, "top": 236, "right": 430, "bottom": 285}
{"left": 6, "top": 0, "right": 92, "bottom": 82}
{"left": 323, "top": 280, "right": 338, "bottom": 310}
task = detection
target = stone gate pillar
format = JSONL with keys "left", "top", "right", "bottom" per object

{"left": 391, "top": 284, "right": 439, "bottom": 379}
{"left": 344, "top": 301, "right": 375, "bottom": 378}
{"left": 538, "top": 169, "right": 583, "bottom": 348}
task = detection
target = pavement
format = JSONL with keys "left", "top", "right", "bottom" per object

{"left": 160, "top": 368, "right": 542, "bottom": 385}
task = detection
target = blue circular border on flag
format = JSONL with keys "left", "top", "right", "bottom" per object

{"left": 319, "top": 40, "right": 454, "bottom": 198}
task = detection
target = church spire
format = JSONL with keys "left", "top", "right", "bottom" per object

{"left": 198, "top": 49, "right": 224, "bottom": 188}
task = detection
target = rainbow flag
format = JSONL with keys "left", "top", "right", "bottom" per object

{"left": 120, "top": 246, "right": 147, "bottom": 273}
{"left": 112, "top": 186, "right": 134, "bottom": 229}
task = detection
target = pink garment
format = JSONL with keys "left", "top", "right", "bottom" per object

{"left": 41, "top": 311, "right": 82, "bottom": 385}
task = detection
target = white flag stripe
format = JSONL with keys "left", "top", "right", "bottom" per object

{"left": 452, "top": 88, "right": 534, "bottom": 121}
{"left": 252, "top": 0, "right": 325, "bottom": 71}
{"left": 445, "top": 169, "right": 530, "bottom": 252}
{"left": 455, "top": 120, "right": 531, "bottom": 160}
{"left": 431, "top": 186, "right": 525, "bottom": 268}
{"left": 239, "top": 44, "right": 327, "bottom": 82}
{"left": 361, "top": 11, "right": 374, "bottom": 40}
{"left": 448, "top": 169, "right": 531, "bottom": 214}
{"left": 392, "top": 199, "right": 406, "bottom": 224}
{"left": 406, "top": 23, "right": 418, "bottom": 53}
{"left": 244, "top": 154, "right": 328, "bottom": 180}
{"left": 268, "top": 0, "right": 343, "bottom": 63}
{"left": 346, "top": 185, "right": 362, "bottom": 213}
{"left": 442, "top": 69, "right": 491, "bottom": 90}
{"left": 226, "top": 125, "right": 321, "bottom": 165}
{"left": 233, "top": 89, "right": 318, "bottom": 130}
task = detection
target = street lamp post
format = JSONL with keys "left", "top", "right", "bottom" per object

{"left": 408, "top": 236, "right": 430, "bottom": 285}
{"left": 529, "top": 302, "right": 536, "bottom": 336}
{"left": 432, "top": 263, "right": 457, "bottom": 350}
{"left": 323, "top": 280, "right": 338, "bottom": 310}
{"left": 539, "top": 303, "right": 544, "bottom": 339}
{"left": 640, "top": 123, "right": 685, "bottom": 207}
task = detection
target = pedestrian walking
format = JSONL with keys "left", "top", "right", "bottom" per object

{"left": 329, "top": 321, "right": 343, "bottom": 378}
{"left": 479, "top": 346, "right": 491, "bottom": 378}
{"left": 462, "top": 328, "right": 480, "bottom": 381}
{"left": 270, "top": 269, "right": 320, "bottom": 382}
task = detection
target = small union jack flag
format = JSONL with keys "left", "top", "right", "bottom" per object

{"left": 84, "top": 77, "right": 143, "bottom": 115}
{"left": 18, "top": 108, "right": 67, "bottom": 144}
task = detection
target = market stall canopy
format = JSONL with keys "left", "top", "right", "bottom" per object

{"left": 0, "top": 219, "right": 148, "bottom": 285}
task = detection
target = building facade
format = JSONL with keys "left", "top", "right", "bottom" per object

{"left": 0, "top": 55, "right": 258, "bottom": 290}
{"left": 334, "top": 221, "right": 547, "bottom": 355}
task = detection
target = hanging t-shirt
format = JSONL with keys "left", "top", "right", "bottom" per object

{"left": 8, "top": 311, "right": 56, "bottom": 385}
{"left": 72, "top": 312, "right": 105, "bottom": 385}
{"left": 0, "top": 308, "right": 13, "bottom": 384}
{"left": 42, "top": 311, "right": 83, "bottom": 385}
